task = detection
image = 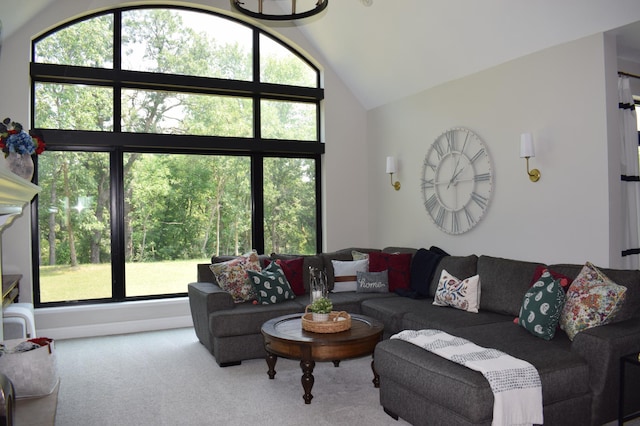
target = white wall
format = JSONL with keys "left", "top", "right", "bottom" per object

{"left": 368, "top": 33, "right": 621, "bottom": 267}
{"left": 0, "top": 0, "right": 369, "bottom": 339}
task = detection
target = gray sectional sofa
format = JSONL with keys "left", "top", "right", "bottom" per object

{"left": 187, "top": 247, "right": 640, "bottom": 426}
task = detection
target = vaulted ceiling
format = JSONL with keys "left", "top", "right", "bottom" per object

{"left": 3, "top": 0, "right": 640, "bottom": 110}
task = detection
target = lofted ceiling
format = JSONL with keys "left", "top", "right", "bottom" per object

{"left": 2, "top": 0, "right": 640, "bottom": 109}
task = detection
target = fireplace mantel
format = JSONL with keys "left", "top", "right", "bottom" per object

{"left": 0, "top": 167, "right": 41, "bottom": 232}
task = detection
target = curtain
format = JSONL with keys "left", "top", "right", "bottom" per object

{"left": 619, "top": 76, "right": 640, "bottom": 269}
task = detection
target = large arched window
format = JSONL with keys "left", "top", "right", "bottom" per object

{"left": 30, "top": 6, "right": 324, "bottom": 306}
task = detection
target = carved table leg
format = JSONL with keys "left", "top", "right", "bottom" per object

{"left": 266, "top": 353, "right": 277, "bottom": 379}
{"left": 300, "top": 359, "right": 316, "bottom": 404}
{"left": 371, "top": 355, "right": 380, "bottom": 388}
{"left": 332, "top": 360, "right": 340, "bottom": 367}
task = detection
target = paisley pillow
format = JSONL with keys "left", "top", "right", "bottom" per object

{"left": 247, "top": 262, "right": 295, "bottom": 305}
{"left": 518, "top": 270, "right": 565, "bottom": 340}
{"left": 433, "top": 269, "right": 481, "bottom": 313}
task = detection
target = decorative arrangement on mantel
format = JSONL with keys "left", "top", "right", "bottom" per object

{"left": 0, "top": 117, "right": 45, "bottom": 181}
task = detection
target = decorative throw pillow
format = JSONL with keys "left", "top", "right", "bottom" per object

{"left": 433, "top": 269, "right": 481, "bottom": 313}
{"left": 513, "top": 265, "right": 573, "bottom": 324}
{"left": 209, "top": 252, "right": 262, "bottom": 303}
{"left": 265, "top": 257, "right": 305, "bottom": 296}
{"left": 331, "top": 258, "right": 368, "bottom": 292}
{"left": 560, "top": 262, "right": 627, "bottom": 340}
{"left": 529, "top": 265, "right": 571, "bottom": 292}
{"left": 410, "top": 247, "right": 448, "bottom": 298}
{"left": 518, "top": 270, "right": 566, "bottom": 340}
{"left": 247, "top": 262, "right": 295, "bottom": 305}
{"left": 356, "top": 270, "right": 389, "bottom": 293}
{"left": 352, "top": 250, "right": 369, "bottom": 261}
{"left": 369, "top": 252, "right": 412, "bottom": 292}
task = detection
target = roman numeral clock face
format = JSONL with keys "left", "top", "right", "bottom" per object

{"left": 421, "top": 128, "right": 493, "bottom": 234}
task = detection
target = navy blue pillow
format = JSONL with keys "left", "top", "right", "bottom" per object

{"left": 408, "top": 247, "right": 448, "bottom": 298}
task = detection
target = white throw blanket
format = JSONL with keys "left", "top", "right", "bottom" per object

{"left": 391, "top": 329, "right": 543, "bottom": 426}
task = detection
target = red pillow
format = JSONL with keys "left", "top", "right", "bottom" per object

{"left": 266, "top": 257, "right": 305, "bottom": 296}
{"left": 529, "top": 265, "right": 571, "bottom": 291}
{"left": 368, "top": 252, "right": 412, "bottom": 292}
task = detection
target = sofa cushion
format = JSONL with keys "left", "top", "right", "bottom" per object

{"left": 375, "top": 322, "right": 588, "bottom": 425}
{"left": 332, "top": 259, "right": 368, "bottom": 292}
{"left": 477, "top": 255, "right": 542, "bottom": 316}
{"left": 560, "top": 262, "right": 627, "bottom": 340}
{"left": 209, "top": 252, "right": 262, "bottom": 303}
{"left": 433, "top": 269, "right": 481, "bottom": 313}
{"left": 248, "top": 262, "right": 296, "bottom": 305}
{"left": 428, "top": 255, "right": 478, "bottom": 297}
{"left": 325, "top": 291, "right": 383, "bottom": 314}
{"left": 360, "top": 295, "right": 419, "bottom": 336}
{"left": 401, "top": 302, "right": 510, "bottom": 334}
{"left": 518, "top": 270, "right": 565, "bottom": 340}
{"left": 209, "top": 300, "right": 304, "bottom": 337}
{"left": 356, "top": 270, "right": 389, "bottom": 293}
{"left": 369, "top": 252, "right": 412, "bottom": 292}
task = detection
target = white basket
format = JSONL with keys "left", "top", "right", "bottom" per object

{"left": 0, "top": 339, "right": 58, "bottom": 399}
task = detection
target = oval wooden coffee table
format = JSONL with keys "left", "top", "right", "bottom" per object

{"left": 261, "top": 313, "right": 384, "bottom": 404}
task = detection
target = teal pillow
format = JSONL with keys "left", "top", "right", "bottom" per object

{"left": 518, "top": 270, "right": 565, "bottom": 340}
{"left": 248, "top": 262, "right": 295, "bottom": 305}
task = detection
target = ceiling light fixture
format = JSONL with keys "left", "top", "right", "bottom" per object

{"left": 231, "top": 0, "right": 328, "bottom": 21}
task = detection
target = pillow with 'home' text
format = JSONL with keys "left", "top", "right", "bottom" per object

{"left": 356, "top": 270, "right": 389, "bottom": 293}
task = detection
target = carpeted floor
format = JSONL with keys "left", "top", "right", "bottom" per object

{"left": 51, "top": 328, "right": 410, "bottom": 426}
{"left": 17, "top": 327, "right": 638, "bottom": 426}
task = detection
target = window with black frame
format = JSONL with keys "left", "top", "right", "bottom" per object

{"left": 31, "top": 6, "right": 324, "bottom": 305}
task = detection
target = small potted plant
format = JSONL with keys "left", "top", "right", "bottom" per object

{"left": 309, "top": 297, "right": 333, "bottom": 322}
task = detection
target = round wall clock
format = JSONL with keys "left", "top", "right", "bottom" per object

{"left": 421, "top": 127, "right": 493, "bottom": 234}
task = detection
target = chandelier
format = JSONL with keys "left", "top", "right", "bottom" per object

{"left": 231, "top": 0, "right": 329, "bottom": 21}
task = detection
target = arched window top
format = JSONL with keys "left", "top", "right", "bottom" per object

{"left": 33, "top": 6, "right": 320, "bottom": 88}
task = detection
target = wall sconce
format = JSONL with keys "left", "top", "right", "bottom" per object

{"left": 386, "top": 156, "right": 401, "bottom": 191}
{"left": 520, "top": 133, "right": 541, "bottom": 182}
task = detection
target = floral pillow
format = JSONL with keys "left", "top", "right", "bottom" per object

{"left": 433, "top": 269, "right": 481, "bottom": 313}
{"left": 247, "top": 262, "right": 295, "bottom": 305}
{"left": 559, "top": 262, "right": 627, "bottom": 340}
{"left": 518, "top": 270, "right": 566, "bottom": 340}
{"left": 209, "top": 252, "right": 262, "bottom": 303}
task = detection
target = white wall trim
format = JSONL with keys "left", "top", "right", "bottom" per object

{"left": 37, "top": 315, "right": 194, "bottom": 340}
{"left": 35, "top": 297, "right": 194, "bottom": 340}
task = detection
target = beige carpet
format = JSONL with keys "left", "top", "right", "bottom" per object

{"left": 51, "top": 328, "right": 410, "bottom": 426}
{"left": 17, "top": 327, "right": 637, "bottom": 426}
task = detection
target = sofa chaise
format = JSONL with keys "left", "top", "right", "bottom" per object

{"left": 187, "top": 247, "right": 640, "bottom": 425}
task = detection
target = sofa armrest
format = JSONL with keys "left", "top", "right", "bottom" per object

{"left": 571, "top": 317, "right": 640, "bottom": 425}
{"left": 187, "top": 282, "right": 235, "bottom": 348}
